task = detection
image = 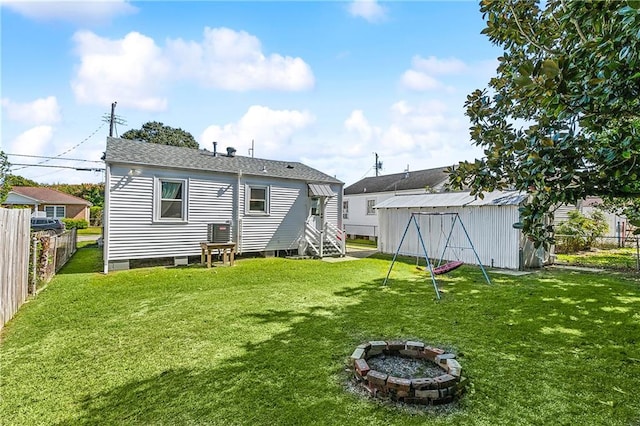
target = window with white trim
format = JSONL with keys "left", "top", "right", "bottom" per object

{"left": 366, "top": 199, "right": 376, "bottom": 215}
{"left": 247, "top": 185, "right": 269, "bottom": 214}
{"left": 343, "top": 200, "right": 349, "bottom": 219}
{"left": 156, "top": 178, "right": 187, "bottom": 221}
{"left": 45, "top": 205, "right": 65, "bottom": 218}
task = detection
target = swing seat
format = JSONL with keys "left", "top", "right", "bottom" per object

{"left": 432, "top": 260, "right": 464, "bottom": 275}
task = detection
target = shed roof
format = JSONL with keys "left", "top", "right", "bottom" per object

{"left": 104, "top": 137, "right": 343, "bottom": 185}
{"left": 7, "top": 187, "right": 92, "bottom": 205}
{"left": 374, "top": 190, "right": 527, "bottom": 209}
{"left": 344, "top": 166, "right": 450, "bottom": 195}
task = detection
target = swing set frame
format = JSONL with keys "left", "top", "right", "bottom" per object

{"left": 382, "top": 212, "right": 491, "bottom": 299}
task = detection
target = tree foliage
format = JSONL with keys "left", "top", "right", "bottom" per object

{"left": 0, "top": 151, "right": 10, "bottom": 203}
{"left": 555, "top": 210, "right": 609, "bottom": 253}
{"left": 121, "top": 121, "right": 199, "bottom": 149}
{"left": 6, "top": 174, "right": 41, "bottom": 187}
{"left": 449, "top": 1, "right": 640, "bottom": 247}
{"left": 50, "top": 183, "right": 105, "bottom": 207}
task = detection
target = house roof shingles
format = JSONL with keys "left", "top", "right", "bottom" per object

{"left": 344, "top": 166, "right": 450, "bottom": 195}
{"left": 105, "top": 137, "right": 342, "bottom": 185}
{"left": 9, "top": 187, "right": 92, "bottom": 205}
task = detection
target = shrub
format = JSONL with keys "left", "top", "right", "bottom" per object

{"left": 556, "top": 210, "right": 608, "bottom": 253}
{"left": 90, "top": 206, "right": 103, "bottom": 227}
{"left": 62, "top": 218, "right": 89, "bottom": 229}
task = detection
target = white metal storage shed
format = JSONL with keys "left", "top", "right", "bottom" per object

{"left": 375, "top": 191, "right": 549, "bottom": 270}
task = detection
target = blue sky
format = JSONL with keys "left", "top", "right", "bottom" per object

{"left": 1, "top": 0, "right": 501, "bottom": 185}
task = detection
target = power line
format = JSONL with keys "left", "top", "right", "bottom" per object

{"left": 10, "top": 163, "right": 104, "bottom": 172}
{"left": 12, "top": 122, "right": 106, "bottom": 172}
{"left": 6, "top": 153, "right": 103, "bottom": 163}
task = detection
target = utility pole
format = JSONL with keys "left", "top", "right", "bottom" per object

{"left": 102, "top": 102, "right": 126, "bottom": 137}
{"left": 374, "top": 152, "right": 382, "bottom": 177}
{"left": 109, "top": 102, "right": 117, "bottom": 137}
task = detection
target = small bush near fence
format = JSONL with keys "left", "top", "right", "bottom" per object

{"left": 61, "top": 218, "right": 88, "bottom": 229}
{"left": 555, "top": 210, "right": 609, "bottom": 253}
{"left": 89, "top": 206, "right": 103, "bottom": 227}
{"left": 30, "top": 230, "right": 78, "bottom": 292}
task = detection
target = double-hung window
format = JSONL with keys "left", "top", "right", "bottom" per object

{"left": 366, "top": 199, "right": 376, "bottom": 215}
{"left": 45, "top": 205, "right": 65, "bottom": 218}
{"left": 342, "top": 201, "right": 349, "bottom": 219}
{"left": 247, "top": 185, "right": 269, "bottom": 214}
{"left": 156, "top": 178, "right": 187, "bottom": 221}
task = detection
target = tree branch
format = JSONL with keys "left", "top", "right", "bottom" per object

{"left": 508, "top": 2, "right": 557, "bottom": 54}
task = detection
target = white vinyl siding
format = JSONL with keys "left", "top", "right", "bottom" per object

{"left": 106, "top": 165, "right": 343, "bottom": 266}
{"left": 107, "top": 167, "right": 236, "bottom": 262}
{"left": 45, "top": 205, "right": 65, "bottom": 218}
{"left": 240, "top": 180, "right": 305, "bottom": 253}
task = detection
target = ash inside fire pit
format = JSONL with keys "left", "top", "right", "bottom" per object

{"left": 349, "top": 340, "right": 467, "bottom": 405}
{"left": 366, "top": 354, "right": 446, "bottom": 379}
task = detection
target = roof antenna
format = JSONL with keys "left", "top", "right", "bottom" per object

{"left": 404, "top": 164, "right": 409, "bottom": 179}
{"left": 248, "top": 139, "right": 255, "bottom": 158}
{"left": 212, "top": 141, "right": 218, "bottom": 156}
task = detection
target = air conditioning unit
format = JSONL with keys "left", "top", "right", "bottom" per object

{"left": 207, "top": 223, "right": 231, "bottom": 243}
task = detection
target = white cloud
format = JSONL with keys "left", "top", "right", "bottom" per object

{"left": 166, "top": 27, "right": 314, "bottom": 91}
{"left": 1, "top": 96, "right": 61, "bottom": 125}
{"left": 199, "top": 105, "right": 315, "bottom": 158}
{"left": 6, "top": 126, "right": 55, "bottom": 157}
{"left": 348, "top": 0, "right": 387, "bottom": 23}
{"left": 70, "top": 27, "right": 315, "bottom": 111}
{"left": 71, "top": 31, "right": 170, "bottom": 111}
{"left": 400, "top": 70, "right": 443, "bottom": 91}
{"left": 344, "top": 110, "right": 377, "bottom": 142}
{"left": 2, "top": 0, "right": 137, "bottom": 24}
{"left": 339, "top": 99, "right": 473, "bottom": 182}
{"left": 400, "top": 55, "right": 468, "bottom": 92}
{"left": 411, "top": 56, "right": 467, "bottom": 75}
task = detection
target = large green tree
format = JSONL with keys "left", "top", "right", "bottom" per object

{"left": 121, "top": 121, "right": 199, "bottom": 149}
{"left": 6, "top": 174, "right": 40, "bottom": 187}
{"left": 449, "top": 1, "right": 640, "bottom": 246}
{"left": 0, "top": 151, "right": 10, "bottom": 203}
{"left": 50, "top": 183, "right": 105, "bottom": 207}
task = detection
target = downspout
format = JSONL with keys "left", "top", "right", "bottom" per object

{"left": 236, "top": 171, "right": 242, "bottom": 254}
{"left": 103, "top": 164, "right": 111, "bottom": 274}
{"left": 319, "top": 197, "right": 324, "bottom": 258}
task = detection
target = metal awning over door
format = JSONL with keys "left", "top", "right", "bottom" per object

{"left": 308, "top": 184, "right": 336, "bottom": 197}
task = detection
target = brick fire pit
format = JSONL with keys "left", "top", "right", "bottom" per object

{"left": 350, "top": 340, "right": 467, "bottom": 405}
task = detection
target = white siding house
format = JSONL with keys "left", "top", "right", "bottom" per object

{"left": 103, "top": 138, "right": 344, "bottom": 272}
{"left": 375, "top": 191, "right": 550, "bottom": 270}
{"left": 343, "top": 167, "right": 450, "bottom": 239}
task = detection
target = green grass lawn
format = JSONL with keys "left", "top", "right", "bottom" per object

{"left": 1, "top": 247, "right": 639, "bottom": 425}
{"left": 77, "top": 226, "right": 102, "bottom": 235}
{"left": 556, "top": 247, "right": 639, "bottom": 270}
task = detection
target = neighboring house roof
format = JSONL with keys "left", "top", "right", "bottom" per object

{"left": 105, "top": 137, "right": 343, "bottom": 184}
{"left": 344, "top": 166, "right": 450, "bottom": 195}
{"left": 374, "top": 190, "right": 527, "bottom": 209}
{"left": 7, "top": 187, "right": 92, "bottom": 206}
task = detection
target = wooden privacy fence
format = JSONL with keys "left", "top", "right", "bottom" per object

{"left": 0, "top": 208, "right": 31, "bottom": 329}
{"left": 1, "top": 207, "right": 79, "bottom": 329}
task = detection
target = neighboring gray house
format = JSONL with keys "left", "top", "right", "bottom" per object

{"left": 103, "top": 137, "right": 344, "bottom": 273}
{"left": 343, "top": 166, "right": 450, "bottom": 239}
{"left": 375, "top": 190, "right": 550, "bottom": 270}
